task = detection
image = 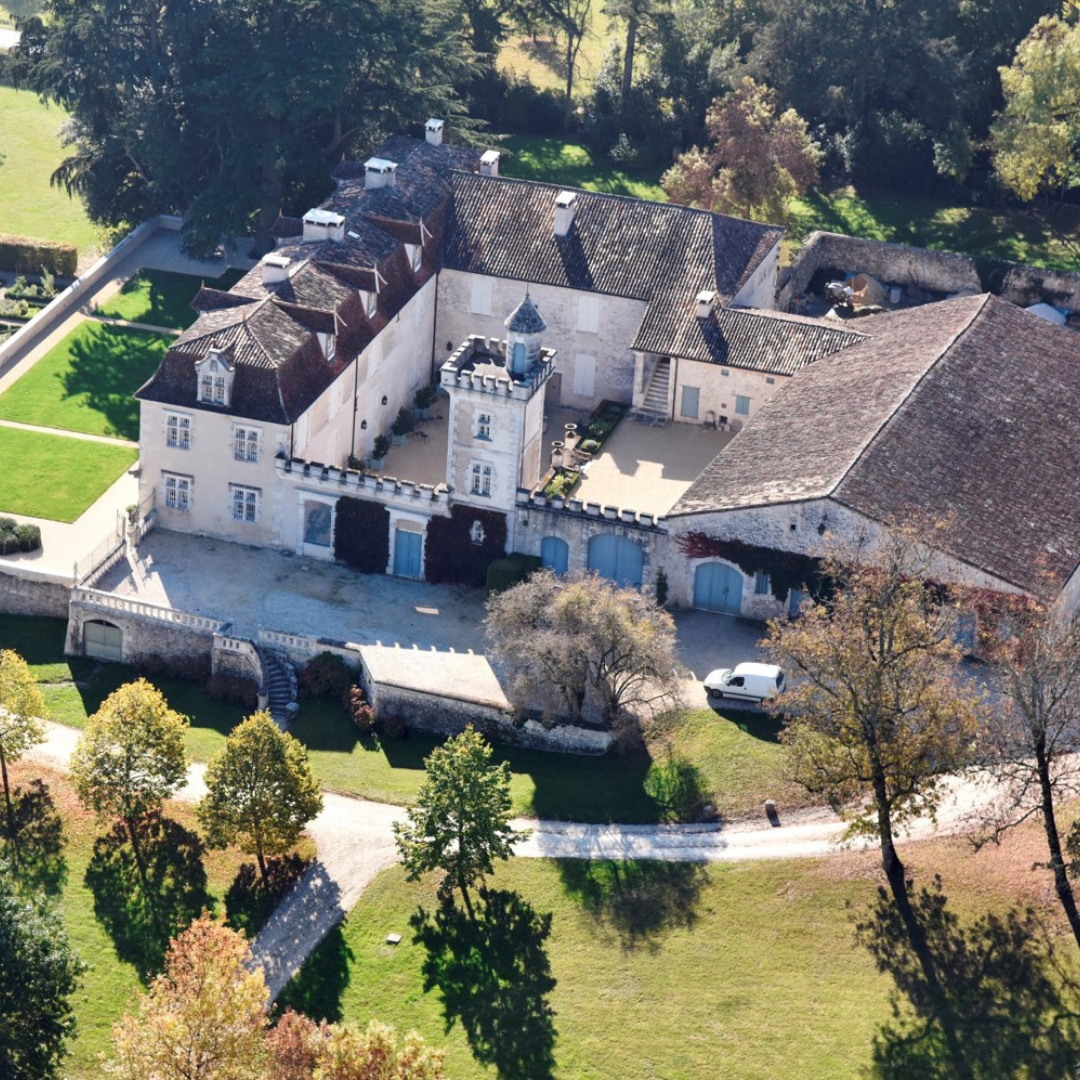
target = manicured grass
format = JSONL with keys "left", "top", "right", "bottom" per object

{"left": 788, "top": 186, "right": 1080, "bottom": 271}
{"left": 501, "top": 134, "right": 667, "bottom": 201}
{"left": 0, "top": 86, "right": 99, "bottom": 258}
{"left": 96, "top": 267, "right": 246, "bottom": 330}
{"left": 0, "top": 321, "right": 171, "bottom": 439}
{"left": 0, "top": 427, "right": 136, "bottom": 520}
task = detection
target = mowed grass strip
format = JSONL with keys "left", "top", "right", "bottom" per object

{"left": 97, "top": 267, "right": 246, "bottom": 330}
{"left": 0, "top": 86, "right": 99, "bottom": 256}
{"left": 0, "top": 321, "right": 171, "bottom": 439}
{"left": 0, "top": 427, "right": 136, "bottom": 521}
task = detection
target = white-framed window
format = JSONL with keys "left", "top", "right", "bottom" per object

{"left": 230, "top": 484, "right": 260, "bottom": 523}
{"left": 476, "top": 413, "right": 492, "bottom": 440}
{"left": 577, "top": 294, "right": 600, "bottom": 334}
{"left": 325, "top": 334, "right": 336, "bottom": 363}
{"left": 163, "top": 472, "right": 191, "bottom": 512}
{"left": 754, "top": 571, "right": 770, "bottom": 595}
{"left": 735, "top": 395, "right": 751, "bottom": 416}
{"left": 470, "top": 462, "right": 492, "bottom": 497}
{"left": 233, "top": 425, "right": 260, "bottom": 462}
{"left": 199, "top": 372, "right": 228, "bottom": 405}
{"left": 406, "top": 243, "right": 422, "bottom": 272}
{"left": 358, "top": 289, "right": 377, "bottom": 318}
{"left": 165, "top": 412, "right": 191, "bottom": 450}
{"left": 470, "top": 276, "right": 492, "bottom": 316}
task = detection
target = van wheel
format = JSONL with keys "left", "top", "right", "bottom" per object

{"left": 708, "top": 689, "right": 724, "bottom": 701}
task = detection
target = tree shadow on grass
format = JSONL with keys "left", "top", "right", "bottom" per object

{"left": 643, "top": 752, "right": 711, "bottom": 822}
{"left": 85, "top": 812, "right": 211, "bottom": 978}
{"left": 1, "top": 779, "right": 66, "bottom": 896}
{"left": 274, "top": 923, "right": 354, "bottom": 1023}
{"left": 411, "top": 888, "right": 557, "bottom": 1080}
{"left": 856, "top": 877, "right": 1080, "bottom": 1077}
{"left": 558, "top": 858, "right": 708, "bottom": 952}
{"left": 225, "top": 854, "right": 311, "bottom": 938}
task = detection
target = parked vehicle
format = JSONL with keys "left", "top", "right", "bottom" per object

{"left": 704, "top": 662, "right": 785, "bottom": 704}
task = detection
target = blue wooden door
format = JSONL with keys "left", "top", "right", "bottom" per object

{"left": 541, "top": 536, "right": 569, "bottom": 575}
{"left": 693, "top": 562, "right": 743, "bottom": 614}
{"left": 393, "top": 529, "right": 422, "bottom": 578}
{"left": 588, "top": 534, "right": 643, "bottom": 588}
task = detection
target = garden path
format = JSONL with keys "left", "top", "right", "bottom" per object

{"left": 0, "top": 417, "right": 136, "bottom": 447}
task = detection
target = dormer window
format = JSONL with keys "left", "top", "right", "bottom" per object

{"left": 320, "top": 333, "right": 336, "bottom": 363}
{"left": 358, "top": 289, "right": 377, "bottom": 319}
{"left": 195, "top": 350, "right": 234, "bottom": 408}
{"left": 405, "top": 243, "right": 422, "bottom": 273}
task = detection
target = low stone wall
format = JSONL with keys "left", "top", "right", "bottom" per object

{"left": 0, "top": 569, "right": 70, "bottom": 618}
{"left": 369, "top": 679, "right": 613, "bottom": 754}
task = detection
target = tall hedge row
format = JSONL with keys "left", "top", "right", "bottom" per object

{"left": 0, "top": 234, "right": 78, "bottom": 278}
{"left": 424, "top": 506, "right": 507, "bottom": 587}
{"left": 333, "top": 496, "right": 390, "bottom": 574}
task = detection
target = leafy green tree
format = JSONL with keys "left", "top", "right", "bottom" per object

{"left": 764, "top": 530, "right": 984, "bottom": 1079}
{"left": 661, "top": 78, "right": 821, "bottom": 223}
{"left": 992, "top": 14, "right": 1080, "bottom": 202}
{"left": 393, "top": 727, "right": 525, "bottom": 918}
{"left": 70, "top": 678, "right": 189, "bottom": 891}
{"left": 197, "top": 711, "right": 323, "bottom": 882}
{"left": 0, "top": 868, "right": 84, "bottom": 1080}
{"left": 0, "top": 649, "right": 46, "bottom": 859}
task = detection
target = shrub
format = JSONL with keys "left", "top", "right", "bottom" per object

{"left": 371, "top": 435, "right": 391, "bottom": 461}
{"left": 391, "top": 407, "right": 415, "bottom": 436}
{"left": 134, "top": 652, "right": 212, "bottom": 683}
{"left": 487, "top": 553, "right": 542, "bottom": 595}
{"left": 424, "top": 505, "right": 508, "bottom": 586}
{"left": 0, "top": 519, "right": 41, "bottom": 555}
{"left": 205, "top": 674, "right": 259, "bottom": 710}
{"left": 414, "top": 385, "right": 437, "bottom": 410}
{"left": 579, "top": 438, "right": 600, "bottom": 454}
{"left": 542, "top": 469, "right": 580, "bottom": 499}
{"left": 0, "top": 234, "right": 77, "bottom": 277}
{"left": 299, "top": 651, "right": 352, "bottom": 700}
{"left": 655, "top": 567, "right": 669, "bottom": 607}
{"left": 343, "top": 685, "right": 376, "bottom": 732}
{"left": 333, "top": 495, "right": 390, "bottom": 573}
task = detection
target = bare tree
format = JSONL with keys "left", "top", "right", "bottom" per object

{"left": 536, "top": 0, "right": 595, "bottom": 131}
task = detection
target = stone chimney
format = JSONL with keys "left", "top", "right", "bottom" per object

{"left": 425, "top": 118, "right": 444, "bottom": 146}
{"left": 480, "top": 150, "right": 501, "bottom": 177}
{"left": 302, "top": 209, "right": 346, "bottom": 243}
{"left": 364, "top": 157, "right": 398, "bottom": 190}
{"left": 695, "top": 290, "right": 716, "bottom": 319}
{"left": 554, "top": 191, "right": 577, "bottom": 238}
{"left": 261, "top": 254, "right": 290, "bottom": 285}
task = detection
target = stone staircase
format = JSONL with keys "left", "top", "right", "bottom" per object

{"left": 259, "top": 647, "right": 298, "bottom": 730}
{"left": 634, "top": 358, "right": 670, "bottom": 424}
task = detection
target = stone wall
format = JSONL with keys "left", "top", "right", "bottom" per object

{"left": 369, "top": 679, "right": 612, "bottom": 754}
{"left": 0, "top": 569, "right": 71, "bottom": 618}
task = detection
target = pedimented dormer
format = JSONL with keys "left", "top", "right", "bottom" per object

{"left": 195, "top": 348, "right": 234, "bottom": 408}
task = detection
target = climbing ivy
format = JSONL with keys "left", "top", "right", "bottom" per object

{"left": 676, "top": 532, "right": 825, "bottom": 603}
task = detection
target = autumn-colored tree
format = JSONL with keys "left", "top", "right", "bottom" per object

{"left": 393, "top": 727, "right": 525, "bottom": 918}
{"left": 266, "top": 1010, "right": 323, "bottom": 1080}
{"left": 197, "top": 712, "right": 323, "bottom": 882}
{"left": 992, "top": 14, "right": 1080, "bottom": 202}
{"left": 661, "top": 77, "right": 821, "bottom": 223}
{"left": 109, "top": 913, "right": 269, "bottom": 1080}
{"left": 0, "top": 649, "right": 46, "bottom": 859}
{"left": 765, "top": 530, "right": 983, "bottom": 1079}
{"left": 70, "top": 679, "right": 189, "bottom": 891}
{"left": 314, "top": 1020, "right": 445, "bottom": 1080}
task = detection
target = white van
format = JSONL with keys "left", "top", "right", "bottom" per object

{"left": 703, "top": 662, "right": 785, "bottom": 704}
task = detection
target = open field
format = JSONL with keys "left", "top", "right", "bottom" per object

{"left": 0, "top": 321, "right": 170, "bottom": 439}
{"left": 0, "top": 427, "right": 136, "bottom": 520}
{"left": 496, "top": 8, "right": 616, "bottom": 96}
{"left": 0, "top": 86, "right": 99, "bottom": 257}
{"left": 96, "top": 267, "right": 246, "bottom": 330}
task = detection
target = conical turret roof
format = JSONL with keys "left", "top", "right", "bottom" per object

{"left": 504, "top": 291, "right": 547, "bottom": 335}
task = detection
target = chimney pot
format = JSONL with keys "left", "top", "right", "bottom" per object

{"left": 425, "top": 118, "right": 444, "bottom": 146}
{"left": 554, "top": 190, "right": 578, "bottom": 237}
{"left": 480, "top": 150, "right": 501, "bottom": 177}
{"left": 695, "top": 290, "right": 717, "bottom": 319}
{"left": 261, "top": 254, "right": 290, "bottom": 285}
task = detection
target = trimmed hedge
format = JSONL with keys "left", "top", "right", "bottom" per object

{"left": 333, "top": 496, "right": 390, "bottom": 574}
{"left": 0, "top": 516, "right": 42, "bottom": 555}
{"left": 0, "top": 234, "right": 77, "bottom": 278}
{"left": 487, "top": 553, "right": 542, "bottom": 595}
{"left": 425, "top": 505, "right": 507, "bottom": 587}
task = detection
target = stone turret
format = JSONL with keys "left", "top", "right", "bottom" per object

{"left": 503, "top": 292, "right": 546, "bottom": 378}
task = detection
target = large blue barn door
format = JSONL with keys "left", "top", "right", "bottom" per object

{"left": 588, "top": 534, "right": 644, "bottom": 588}
{"left": 541, "top": 536, "right": 569, "bottom": 575}
{"left": 693, "top": 562, "right": 743, "bottom": 615}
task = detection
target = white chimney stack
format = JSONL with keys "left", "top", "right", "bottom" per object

{"left": 425, "top": 118, "right": 444, "bottom": 146}
{"left": 480, "top": 150, "right": 501, "bottom": 177}
{"left": 302, "top": 209, "right": 346, "bottom": 243}
{"left": 364, "top": 157, "right": 398, "bottom": 190}
{"left": 261, "top": 254, "right": 290, "bottom": 285}
{"left": 695, "top": 290, "right": 717, "bottom": 319}
{"left": 554, "top": 191, "right": 577, "bottom": 238}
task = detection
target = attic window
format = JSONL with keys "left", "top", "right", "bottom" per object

{"left": 405, "top": 243, "right": 422, "bottom": 273}
{"left": 195, "top": 350, "right": 234, "bottom": 407}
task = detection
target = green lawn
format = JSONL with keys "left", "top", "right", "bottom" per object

{"left": 96, "top": 267, "right": 246, "bottom": 330}
{"left": 283, "top": 858, "right": 892, "bottom": 1079}
{"left": 0, "top": 427, "right": 137, "bottom": 521}
{"left": 497, "top": 8, "right": 616, "bottom": 96}
{"left": 0, "top": 321, "right": 171, "bottom": 439}
{"left": 0, "top": 86, "right": 99, "bottom": 258}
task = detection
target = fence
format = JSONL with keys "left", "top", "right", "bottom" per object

{"left": 73, "top": 518, "right": 125, "bottom": 587}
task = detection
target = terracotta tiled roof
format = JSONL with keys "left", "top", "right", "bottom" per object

{"left": 672, "top": 295, "right": 1080, "bottom": 592}
{"left": 190, "top": 286, "right": 254, "bottom": 313}
{"left": 635, "top": 300, "right": 867, "bottom": 374}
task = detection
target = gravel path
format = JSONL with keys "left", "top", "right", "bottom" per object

{"left": 25, "top": 720, "right": 1001, "bottom": 998}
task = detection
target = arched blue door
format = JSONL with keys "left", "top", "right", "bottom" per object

{"left": 693, "top": 562, "right": 743, "bottom": 614}
{"left": 541, "top": 536, "right": 569, "bottom": 575}
{"left": 588, "top": 534, "right": 643, "bottom": 588}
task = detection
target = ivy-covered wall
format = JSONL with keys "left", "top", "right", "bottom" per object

{"left": 334, "top": 497, "right": 390, "bottom": 574}
{"left": 676, "top": 532, "right": 823, "bottom": 603}
{"left": 425, "top": 506, "right": 507, "bottom": 587}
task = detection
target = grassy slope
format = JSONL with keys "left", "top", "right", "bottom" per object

{"left": 0, "top": 321, "right": 171, "bottom": 439}
{"left": 0, "top": 86, "right": 99, "bottom": 256}
{"left": 0, "top": 427, "right": 137, "bottom": 520}
{"left": 96, "top": 267, "right": 246, "bottom": 330}
{"left": 496, "top": 7, "right": 616, "bottom": 96}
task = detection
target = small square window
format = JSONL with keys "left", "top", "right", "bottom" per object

{"left": 766, "top": 377, "right": 776, "bottom": 385}
{"left": 754, "top": 571, "right": 770, "bottom": 595}
{"left": 735, "top": 395, "right": 751, "bottom": 416}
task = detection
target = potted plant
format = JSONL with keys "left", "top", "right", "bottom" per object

{"left": 414, "top": 385, "right": 437, "bottom": 419}
{"left": 391, "top": 407, "right": 415, "bottom": 446}
{"left": 370, "top": 435, "right": 390, "bottom": 469}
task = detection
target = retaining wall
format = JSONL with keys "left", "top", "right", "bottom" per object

{"left": 0, "top": 568, "right": 71, "bottom": 618}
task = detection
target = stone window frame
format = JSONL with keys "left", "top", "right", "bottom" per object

{"left": 163, "top": 471, "right": 192, "bottom": 512}
{"left": 470, "top": 461, "right": 493, "bottom": 497}
{"left": 233, "top": 425, "right": 261, "bottom": 463}
{"left": 476, "top": 412, "right": 492, "bottom": 441}
{"left": 754, "top": 570, "right": 770, "bottom": 595}
{"left": 164, "top": 410, "right": 191, "bottom": 450}
{"left": 195, "top": 350, "right": 234, "bottom": 408}
{"left": 230, "top": 484, "right": 261, "bottom": 523}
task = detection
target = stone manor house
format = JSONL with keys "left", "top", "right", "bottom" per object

{"left": 134, "top": 121, "right": 1080, "bottom": 619}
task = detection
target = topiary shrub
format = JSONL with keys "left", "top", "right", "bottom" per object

{"left": 0, "top": 519, "right": 41, "bottom": 555}
{"left": 487, "top": 553, "right": 542, "bottom": 595}
{"left": 0, "top": 234, "right": 77, "bottom": 277}
{"left": 343, "top": 685, "right": 376, "bottom": 732}
{"left": 424, "top": 506, "right": 507, "bottom": 587}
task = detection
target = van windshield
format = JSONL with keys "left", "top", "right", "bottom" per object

{"left": 775, "top": 671, "right": 785, "bottom": 692}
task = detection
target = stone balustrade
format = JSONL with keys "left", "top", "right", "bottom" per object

{"left": 70, "top": 586, "right": 227, "bottom": 631}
